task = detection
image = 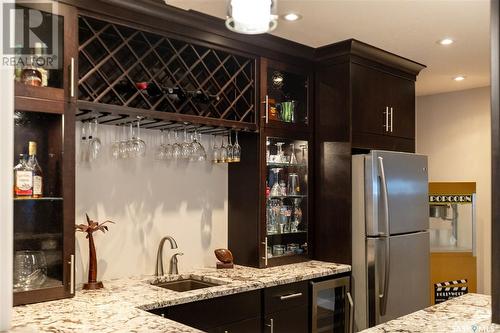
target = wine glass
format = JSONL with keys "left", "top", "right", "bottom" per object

{"left": 299, "top": 144, "right": 308, "bottom": 164}
{"left": 276, "top": 142, "right": 285, "bottom": 163}
{"left": 289, "top": 143, "right": 298, "bottom": 165}
{"left": 190, "top": 130, "right": 207, "bottom": 162}
{"left": 220, "top": 135, "right": 228, "bottom": 163}
{"left": 233, "top": 131, "right": 241, "bottom": 162}
{"left": 164, "top": 130, "right": 173, "bottom": 160}
{"left": 126, "top": 123, "right": 137, "bottom": 158}
{"left": 226, "top": 132, "right": 234, "bottom": 163}
{"left": 89, "top": 118, "right": 102, "bottom": 161}
{"left": 155, "top": 130, "right": 166, "bottom": 160}
{"left": 212, "top": 135, "right": 220, "bottom": 163}
{"left": 119, "top": 125, "right": 129, "bottom": 159}
{"left": 80, "top": 121, "right": 89, "bottom": 163}
{"left": 111, "top": 125, "right": 120, "bottom": 160}
{"left": 181, "top": 126, "right": 192, "bottom": 160}
{"left": 134, "top": 119, "right": 146, "bottom": 157}
{"left": 270, "top": 168, "right": 282, "bottom": 197}
{"left": 172, "top": 130, "right": 182, "bottom": 160}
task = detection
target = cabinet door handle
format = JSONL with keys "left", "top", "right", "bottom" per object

{"left": 266, "top": 318, "right": 274, "bottom": 333}
{"left": 347, "top": 291, "right": 354, "bottom": 333}
{"left": 390, "top": 107, "right": 394, "bottom": 133}
{"left": 265, "top": 95, "right": 269, "bottom": 124}
{"left": 70, "top": 57, "right": 75, "bottom": 98}
{"left": 384, "top": 106, "right": 389, "bottom": 132}
{"left": 68, "top": 254, "right": 75, "bottom": 294}
{"left": 279, "top": 292, "right": 303, "bottom": 300}
{"left": 261, "top": 238, "right": 268, "bottom": 266}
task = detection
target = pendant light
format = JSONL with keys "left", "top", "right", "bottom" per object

{"left": 225, "top": 0, "right": 278, "bottom": 35}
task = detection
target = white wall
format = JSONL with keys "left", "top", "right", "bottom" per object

{"left": 416, "top": 86, "right": 491, "bottom": 294}
{"left": 75, "top": 124, "right": 228, "bottom": 285}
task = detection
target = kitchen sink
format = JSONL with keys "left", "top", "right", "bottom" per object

{"left": 151, "top": 278, "right": 219, "bottom": 292}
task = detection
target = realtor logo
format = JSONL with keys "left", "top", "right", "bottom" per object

{"left": 2, "top": 1, "right": 60, "bottom": 69}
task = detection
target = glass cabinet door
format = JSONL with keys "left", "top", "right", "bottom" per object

{"left": 265, "top": 64, "right": 309, "bottom": 127}
{"left": 13, "top": 112, "right": 65, "bottom": 294}
{"left": 265, "top": 136, "right": 309, "bottom": 261}
{"left": 311, "top": 277, "right": 352, "bottom": 333}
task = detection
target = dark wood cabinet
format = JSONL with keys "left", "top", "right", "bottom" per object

{"left": 351, "top": 63, "right": 417, "bottom": 146}
{"left": 313, "top": 39, "right": 425, "bottom": 264}
{"left": 13, "top": 1, "right": 77, "bottom": 306}
{"left": 213, "top": 317, "right": 262, "bottom": 333}
{"left": 263, "top": 305, "right": 309, "bottom": 333}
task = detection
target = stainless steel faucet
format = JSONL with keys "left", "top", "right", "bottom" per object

{"left": 155, "top": 236, "right": 178, "bottom": 276}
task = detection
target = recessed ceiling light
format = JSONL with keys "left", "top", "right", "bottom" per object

{"left": 438, "top": 38, "right": 455, "bottom": 46}
{"left": 454, "top": 75, "right": 465, "bottom": 81}
{"left": 282, "top": 12, "right": 302, "bottom": 21}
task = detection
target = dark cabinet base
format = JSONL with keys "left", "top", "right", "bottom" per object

{"left": 264, "top": 305, "right": 309, "bottom": 333}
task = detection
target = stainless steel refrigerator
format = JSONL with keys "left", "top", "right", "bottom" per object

{"left": 352, "top": 150, "right": 429, "bottom": 331}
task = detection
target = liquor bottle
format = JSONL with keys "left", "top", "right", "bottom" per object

{"left": 20, "top": 48, "right": 42, "bottom": 87}
{"left": 34, "top": 42, "right": 48, "bottom": 87}
{"left": 27, "top": 141, "right": 43, "bottom": 198}
{"left": 13, "top": 154, "right": 32, "bottom": 198}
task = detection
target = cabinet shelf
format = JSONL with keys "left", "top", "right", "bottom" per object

{"left": 267, "top": 230, "right": 307, "bottom": 237}
{"left": 266, "top": 162, "right": 307, "bottom": 168}
{"left": 14, "top": 197, "right": 64, "bottom": 202}
{"left": 268, "top": 195, "right": 307, "bottom": 200}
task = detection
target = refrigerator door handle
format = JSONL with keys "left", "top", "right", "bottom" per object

{"left": 377, "top": 156, "right": 391, "bottom": 317}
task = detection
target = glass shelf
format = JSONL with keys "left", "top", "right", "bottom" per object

{"left": 266, "top": 162, "right": 307, "bottom": 168}
{"left": 14, "top": 197, "right": 63, "bottom": 201}
{"left": 267, "top": 230, "right": 308, "bottom": 236}
{"left": 269, "top": 195, "right": 308, "bottom": 200}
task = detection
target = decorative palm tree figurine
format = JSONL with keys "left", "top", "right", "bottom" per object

{"left": 76, "top": 214, "right": 114, "bottom": 290}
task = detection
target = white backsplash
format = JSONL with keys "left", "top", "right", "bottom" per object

{"left": 75, "top": 123, "right": 228, "bottom": 285}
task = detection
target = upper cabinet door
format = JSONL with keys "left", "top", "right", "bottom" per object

{"left": 388, "top": 75, "right": 416, "bottom": 139}
{"left": 261, "top": 58, "right": 311, "bottom": 132}
{"left": 351, "top": 64, "right": 392, "bottom": 136}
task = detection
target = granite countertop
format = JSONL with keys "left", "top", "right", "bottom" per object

{"left": 10, "top": 260, "right": 350, "bottom": 333}
{"left": 360, "top": 293, "right": 500, "bottom": 333}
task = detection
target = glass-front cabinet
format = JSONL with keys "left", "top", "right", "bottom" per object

{"left": 264, "top": 136, "right": 309, "bottom": 263}
{"left": 12, "top": 1, "right": 76, "bottom": 305}
{"left": 261, "top": 58, "right": 311, "bottom": 129}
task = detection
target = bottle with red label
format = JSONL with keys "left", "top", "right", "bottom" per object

{"left": 14, "top": 154, "right": 32, "bottom": 198}
{"left": 27, "top": 141, "right": 43, "bottom": 198}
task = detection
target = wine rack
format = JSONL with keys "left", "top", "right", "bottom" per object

{"left": 77, "top": 15, "right": 257, "bottom": 131}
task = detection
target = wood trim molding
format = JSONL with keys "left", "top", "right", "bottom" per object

{"left": 490, "top": 0, "right": 500, "bottom": 324}
{"left": 315, "top": 39, "right": 426, "bottom": 77}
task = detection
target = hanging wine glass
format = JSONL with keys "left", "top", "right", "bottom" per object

{"left": 227, "top": 132, "right": 234, "bottom": 163}
{"left": 220, "top": 135, "right": 228, "bottom": 163}
{"left": 172, "top": 130, "right": 182, "bottom": 160}
{"left": 134, "top": 119, "right": 147, "bottom": 157}
{"left": 212, "top": 135, "right": 220, "bottom": 163}
{"left": 233, "top": 131, "right": 241, "bottom": 162}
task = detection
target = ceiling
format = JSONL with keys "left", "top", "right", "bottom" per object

{"left": 167, "top": 0, "right": 490, "bottom": 96}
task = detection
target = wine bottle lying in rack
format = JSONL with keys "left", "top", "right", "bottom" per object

{"left": 134, "top": 82, "right": 220, "bottom": 103}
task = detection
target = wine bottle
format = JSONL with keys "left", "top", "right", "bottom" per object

{"left": 14, "top": 154, "right": 32, "bottom": 198}
{"left": 135, "top": 82, "right": 219, "bottom": 103}
{"left": 27, "top": 141, "right": 43, "bottom": 198}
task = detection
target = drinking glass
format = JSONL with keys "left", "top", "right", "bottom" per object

{"left": 13, "top": 250, "right": 47, "bottom": 291}
{"left": 119, "top": 125, "right": 129, "bottom": 159}
{"left": 126, "top": 123, "right": 137, "bottom": 158}
{"left": 233, "top": 131, "right": 241, "bottom": 162}
{"left": 226, "top": 132, "right": 234, "bottom": 163}
{"left": 220, "top": 135, "right": 228, "bottom": 163}
{"left": 270, "top": 168, "right": 282, "bottom": 197}
{"left": 155, "top": 130, "right": 166, "bottom": 160}
{"left": 289, "top": 143, "right": 298, "bottom": 165}
{"left": 181, "top": 126, "right": 192, "bottom": 160}
{"left": 134, "top": 119, "right": 146, "bottom": 157}
{"left": 111, "top": 125, "right": 120, "bottom": 160}
{"left": 172, "top": 130, "right": 182, "bottom": 160}
{"left": 164, "top": 130, "right": 174, "bottom": 160}
{"left": 299, "top": 144, "right": 308, "bottom": 164}
{"left": 287, "top": 173, "right": 300, "bottom": 195}
{"left": 190, "top": 130, "right": 206, "bottom": 162}
{"left": 89, "top": 118, "right": 102, "bottom": 161}
{"left": 80, "top": 121, "right": 89, "bottom": 162}
{"left": 212, "top": 135, "right": 220, "bottom": 163}
{"left": 276, "top": 142, "right": 285, "bottom": 163}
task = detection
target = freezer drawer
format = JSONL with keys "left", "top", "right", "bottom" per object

{"left": 365, "top": 151, "right": 428, "bottom": 236}
{"left": 367, "top": 231, "right": 430, "bottom": 327}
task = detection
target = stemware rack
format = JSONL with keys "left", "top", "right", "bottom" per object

{"left": 77, "top": 15, "right": 258, "bottom": 133}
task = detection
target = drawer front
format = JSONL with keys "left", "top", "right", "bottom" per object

{"left": 160, "top": 290, "right": 261, "bottom": 330}
{"left": 264, "top": 281, "right": 309, "bottom": 314}
{"left": 263, "top": 305, "right": 309, "bottom": 333}
{"left": 213, "top": 317, "right": 262, "bottom": 333}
